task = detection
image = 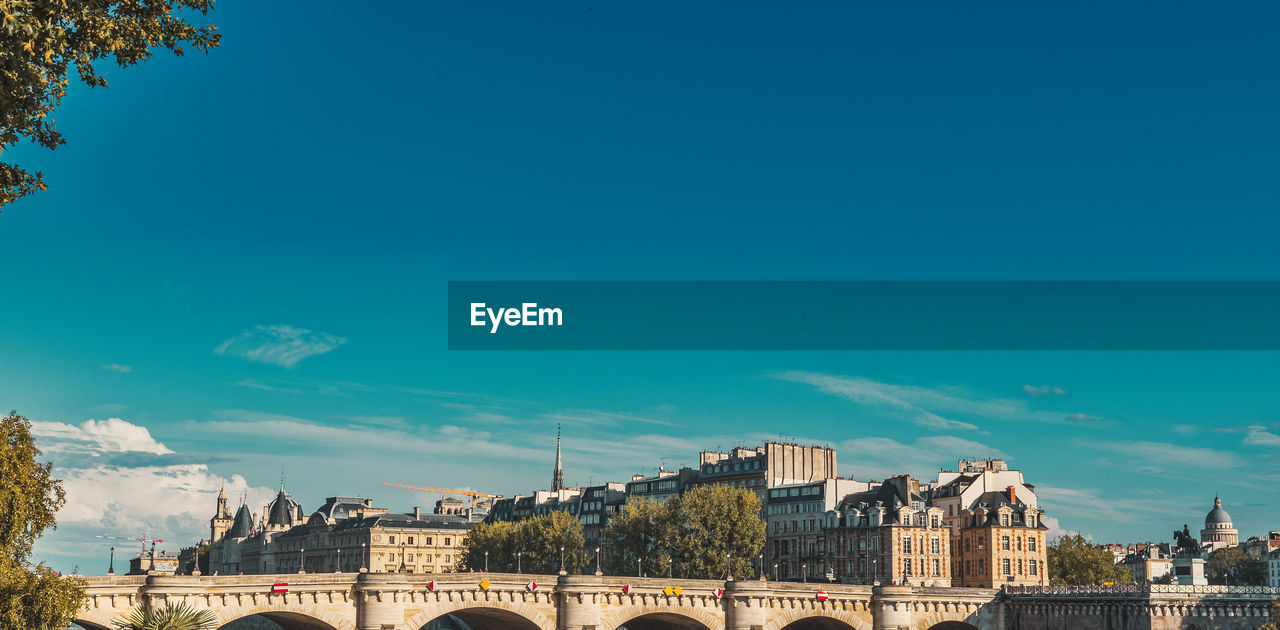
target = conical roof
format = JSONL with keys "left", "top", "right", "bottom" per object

{"left": 228, "top": 503, "right": 254, "bottom": 537}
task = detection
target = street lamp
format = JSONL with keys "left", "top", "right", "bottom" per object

{"left": 399, "top": 541, "right": 407, "bottom": 573}
{"left": 484, "top": 550, "right": 489, "bottom": 573}
{"left": 726, "top": 552, "right": 734, "bottom": 581}
{"left": 299, "top": 547, "right": 306, "bottom": 574}
{"left": 517, "top": 550, "right": 522, "bottom": 574}
{"left": 595, "top": 547, "right": 602, "bottom": 576}
{"left": 802, "top": 563, "right": 807, "bottom": 583}
{"left": 637, "top": 556, "right": 643, "bottom": 577}
{"left": 872, "top": 558, "right": 879, "bottom": 586}
{"left": 336, "top": 547, "right": 341, "bottom": 573}
{"left": 773, "top": 563, "right": 778, "bottom": 581}
{"left": 559, "top": 546, "right": 566, "bottom": 576}
{"left": 360, "top": 542, "right": 367, "bottom": 573}
{"left": 757, "top": 554, "right": 763, "bottom": 581}
{"left": 107, "top": 546, "right": 115, "bottom": 576}
{"left": 667, "top": 558, "right": 673, "bottom": 579}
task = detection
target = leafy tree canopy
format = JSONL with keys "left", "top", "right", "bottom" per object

{"left": 605, "top": 485, "right": 766, "bottom": 580}
{"left": 0, "top": 0, "right": 219, "bottom": 208}
{"left": 0, "top": 412, "right": 85, "bottom": 630}
{"left": 1206, "top": 546, "right": 1268, "bottom": 586}
{"left": 1046, "top": 534, "right": 1133, "bottom": 586}
{"left": 458, "top": 511, "right": 589, "bottom": 575}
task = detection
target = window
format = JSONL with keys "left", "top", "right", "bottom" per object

{"left": 388, "top": 535, "right": 396, "bottom": 544}
{"left": 904, "top": 559, "right": 913, "bottom": 576}
{"left": 1000, "top": 513, "right": 1010, "bottom": 526}
{"left": 964, "top": 538, "right": 971, "bottom": 553}
{"left": 408, "top": 536, "right": 414, "bottom": 545}
{"left": 902, "top": 536, "right": 912, "bottom": 554}
{"left": 1028, "top": 537, "right": 1037, "bottom": 552}
{"left": 1029, "top": 559, "right": 1038, "bottom": 575}
{"left": 1001, "top": 536, "right": 1011, "bottom": 551}
{"left": 408, "top": 554, "right": 414, "bottom": 562}
{"left": 1016, "top": 537, "right": 1022, "bottom": 551}
{"left": 932, "top": 558, "right": 941, "bottom": 576}
{"left": 1002, "top": 558, "right": 1011, "bottom": 575}
{"left": 1017, "top": 559, "right": 1023, "bottom": 575}
{"left": 930, "top": 536, "right": 940, "bottom": 554}
{"left": 444, "top": 537, "right": 451, "bottom": 546}
{"left": 965, "top": 560, "right": 971, "bottom": 576}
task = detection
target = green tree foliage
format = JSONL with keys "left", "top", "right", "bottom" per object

{"left": 181, "top": 542, "right": 208, "bottom": 575}
{"left": 0, "top": 412, "right": 86, "bottom": 630}
{"left": 459, "top": 512, "right": 589, "bottom": 575}
{"left": 604, "top": 485, "right": 766, "bottom": 580}
{"left": 1205, "top": 547, "right": 1267, "bottom": 586}
{"left": 0, "top": 0, "right": 220, "bottom": 208}
{"left": 111, "top": 602, "right": 217, "bottom": 630}
{"left": 1046, "top": 535, "right": 1133, "bottom": 586}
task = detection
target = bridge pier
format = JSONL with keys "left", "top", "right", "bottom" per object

{"left": 724, "top": 579, "right": 772, "bottom": 630}
{"left": 557, "top": 574, "right": 607, "bottom": 630}
{"left": 871, "top": 585, "right": 915, "bottom": 630}
{"left": 355, "top": 573, "right": 411, "bottom": 630}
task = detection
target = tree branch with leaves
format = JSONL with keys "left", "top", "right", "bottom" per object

{"left": 0, "top": 0, "right": 219, "bottom": 208}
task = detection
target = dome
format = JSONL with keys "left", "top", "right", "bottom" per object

{"left": 267, "top": 487, "right": 301, "bottom": 527}
{"left": 1205, "top": 495, "right": 1232, "bottom": 525}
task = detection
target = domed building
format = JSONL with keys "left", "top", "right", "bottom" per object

{"left": 1199, "top": 495, "right": 1239, "bottom": 551}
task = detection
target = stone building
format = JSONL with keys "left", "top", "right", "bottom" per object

{"left": 817, "top": 475, "right": 950, "bottom": 586}
{"left": 206, "top": 482, "right": 476, "bottom": 575}
{"left": 1199, "top": 495, "right": 1240, "bottom": 552}
{"left": 1117, "top": 542, "right": 1174, "bottom": 583}
{"left": 953, "top": 487, "right": 1048, "bottom": 587}
{"left": 764, "top": 477, "right": 876, "bottom": 581}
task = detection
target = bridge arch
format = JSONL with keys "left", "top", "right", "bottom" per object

{"left": 610, "top": 611, "right": 717, "bottom": 630}
{"left": 763, "top": 609, "right": 871, "bottom": 630}
{"left": 600, "top": 603, "right": 723, "bottom": 630}
{"left": 405, "top": 603, "right": 554, "bottom": 630}
{"left": 924, "top": 623, "right": 978, "bottom": 630}
{"left": 71, "top": 619, "right": 114, "bottom": 630}
{"left": 216, "top": 609, "right": 348, "bottom": 630}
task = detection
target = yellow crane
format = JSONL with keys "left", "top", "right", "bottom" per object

{"left": 382, "top": 482, "right": 502, "bottom": 501}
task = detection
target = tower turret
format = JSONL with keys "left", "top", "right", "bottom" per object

{"left": 551, "top": 424, "right": 564, "bottom": 492}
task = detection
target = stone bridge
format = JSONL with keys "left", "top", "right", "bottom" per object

{"left": 74, "top": 573, "right": 1279, "bottom": 630}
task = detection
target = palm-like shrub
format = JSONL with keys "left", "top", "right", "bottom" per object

{"left": 111, "top": 602, "right": 218, "bottom": 630}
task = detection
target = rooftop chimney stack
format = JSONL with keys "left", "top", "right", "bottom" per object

{"left": 1007, "top": 485, "right": 1016, "bottom": 504}
{"left": 413, "top": 506, "right": 421, "bottom": 519}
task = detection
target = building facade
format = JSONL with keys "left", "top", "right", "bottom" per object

{"left": 817, "top": 475, "right": 949, "bottom": 586}
{"left": 206, "top": 485, "right": 476, "bottom": 575}
{"left": 953, "top": 488, "right": 1048, "bottom": 587}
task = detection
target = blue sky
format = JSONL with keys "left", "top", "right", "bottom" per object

{"left": 2, "top": 2, "right": 1278, "bottom": 573}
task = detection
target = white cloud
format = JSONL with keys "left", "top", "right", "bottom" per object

{"left": 1036, "top": 485, "right": 1187, "bottom": 535}
{"left": 775, "top": 371, "right": 1106, "bottom": 430}
{"left": 102, "top": 364, "right": 132, "bottom": 373}
{"left": 32, "top": 417, "right": 173, "bottom": 456}
{"left": 1040, "top": 515, "right": 1079, "bottom": 541}
{"left": 835, "top": 435, "right": 1008, "bottom": 481}
{"left": 1022, "top": 384, "right": 1068, "bottom": 397}
{"left": 28, "top": 417, "right": 275, "bottom": 569}
{"left": 215, "top": 325, "right": 346, "bottom": 368}
{"left": 1073, "top": 439, "right": 1244, "bottom": 473}
{"left": 775, "top": 371, "right": 978, "bottom": 430}
{"left": 1243, "top": 425, "right": 1280, "bottom": 447}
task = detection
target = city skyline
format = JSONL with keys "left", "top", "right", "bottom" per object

{"left": 2, "top": 2, "right": 1278, "bottom": 576}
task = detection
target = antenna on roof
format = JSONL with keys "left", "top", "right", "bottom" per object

{"left": 280, "top": 465, "right": 286, "bottom": 491}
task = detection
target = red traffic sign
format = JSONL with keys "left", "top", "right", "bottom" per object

{"left": 271, "top": 583, "right": 288, "bottom": 594}
{"left": 622, "top": 584, "right": 632, "bottom": 594}
{"left": 426, "top": 580, "right": 436, "bottom": 591}
{"left": 815, "top": 591, "right": 829, "bottom": 601}
{"left": 713, "top": 587, "right": 724, "bottom": 597}
{"left": 527, "top": 581, "right": 539, "bottom": 592}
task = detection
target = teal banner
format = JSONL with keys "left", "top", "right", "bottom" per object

{"left": 447, "top": 281, "right": 1280, "bottom": 350}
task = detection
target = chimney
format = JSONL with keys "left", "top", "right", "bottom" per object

{"left": 413, "top": 506, "right": 421, "bottom": 519}
{"left": 1007, "top": 486, "right": 1016, "bottom": 504}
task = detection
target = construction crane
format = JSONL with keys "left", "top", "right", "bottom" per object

{"left": 96, "top": 532, "right": 163, "bottom": 553}
{"left": 382, "top": 482, "right": 502, "bottom": 502}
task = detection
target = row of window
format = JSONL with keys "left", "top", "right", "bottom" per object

{"left": 386, "top": 534, "right": 451, "bottom": 546}
{"left": 962, "top": 534, "right": 1038, "bottom": 553}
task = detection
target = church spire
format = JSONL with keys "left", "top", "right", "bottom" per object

{"left": 552, "top": 424, "right": 564, "bottom": 492}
